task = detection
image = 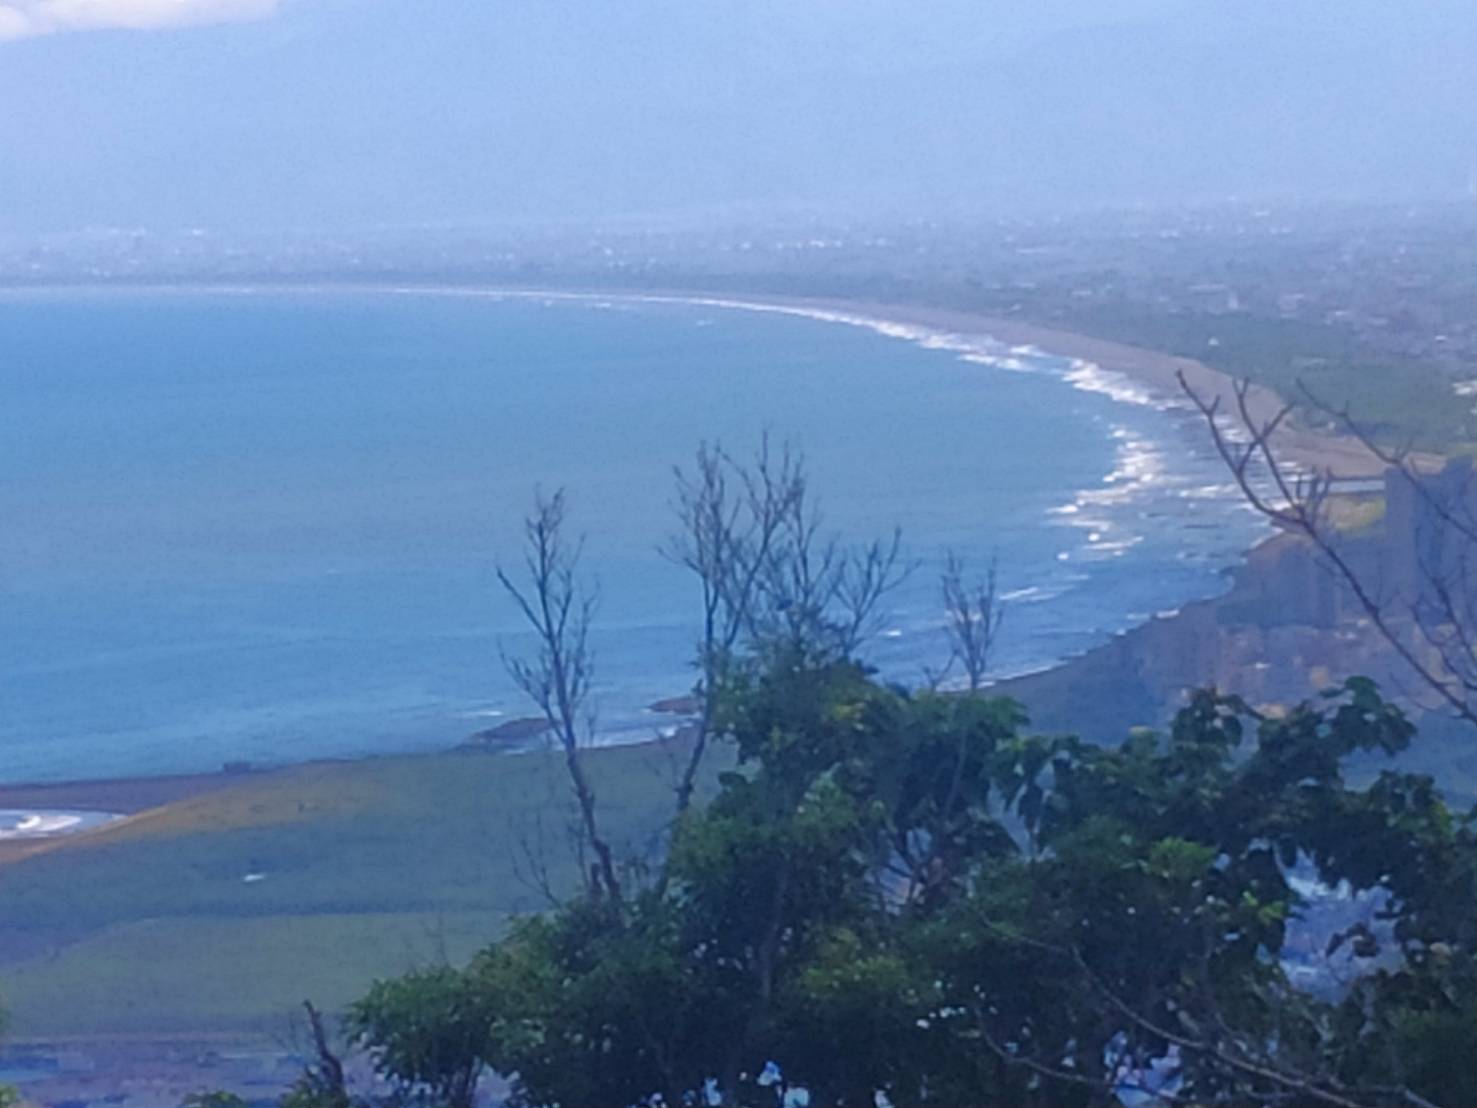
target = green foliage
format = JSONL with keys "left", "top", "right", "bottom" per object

{"left": 995, "top": 296, "right": 1476, "bottom": 450}
{"left": 1332, "top": 952, "right": 1477, "bottom": 1108}
{"left": 349, "top": 967, "right": 492, "bottom": 1108}
{"left": 350, "top": 668, "right": 1476, "bottom": 1108}
{"left": 914, "top": 681, "right": 1441, "bottom": 1104}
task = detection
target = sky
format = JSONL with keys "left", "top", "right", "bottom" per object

{"left": 0, "top": 0, "right": 1474, "bottom": 235}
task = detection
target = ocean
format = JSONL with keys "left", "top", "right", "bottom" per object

{"left": 0, "top": 287, "right": 1266, "bottom": 782}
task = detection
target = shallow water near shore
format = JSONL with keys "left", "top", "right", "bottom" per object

{"left": 1, "top": 288, "right": 1266, "bottom": 782}
{"left": 0, "top": 808, "right": 120, "bottom": 839}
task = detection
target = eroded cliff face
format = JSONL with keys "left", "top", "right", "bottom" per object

{"left": 998, "top": 523, "right": 1416, "bottom": 741}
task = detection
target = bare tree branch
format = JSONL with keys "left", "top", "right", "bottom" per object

{"left": 662, "top": 437, "right": 913, "bottom": 821}
{"left": 1178, "top": 370, "right": 1477, "bottom": 732}
{"left": 662, "top": 436, "right": 804, "bottom": 815}
{"left": 940, "top": 549, "right": 1005, "bottom": 692}
{"left": 835, "top": 526, "right": 912, "bottom": 657}
{"left": 746, "top": 466, "right": 913, "bottom": 661}
{"left": 497, "top": 488, "right": 622, "bottom": 904}
{"left": 301, "top": 1000, "right": 350, "bottom": 1107}
{"left": 969, "top": 917, "right": 1447, "bottom": 1108}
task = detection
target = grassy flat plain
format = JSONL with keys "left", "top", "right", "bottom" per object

{"left": 4, "top": 702, "right": 1471, "bottom": 1044}
{"left": 0, "top": 740, "right": 705, "bottom": 1038}
{"left": 1029, "top": 306, "right": 1477, "bottom": 452}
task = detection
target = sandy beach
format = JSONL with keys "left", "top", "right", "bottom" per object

{"left": 0, "top": 769, "right": 273, "bottom": 866}
{"left": 412, "top": 284, "right": 1394, "bottom": 479}
{"left": 636, "top": 289, "right": 1392, "bottom": 480}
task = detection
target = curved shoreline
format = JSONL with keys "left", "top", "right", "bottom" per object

{"left": 417, "top": 285, "right": 1388, "bottom": 479}
{"left": 0, "top": 282, "right": 1387, "bottom": 799}
{"left": 701, "top": 292, "right": 1389, "bottom": 478}
{"left": 2, "top": 280, "right": 1388, "bottom": 478}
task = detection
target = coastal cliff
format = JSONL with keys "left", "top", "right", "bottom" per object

{"left": 997, "top": 531, "right": 1360, "bottom": 735}
{"left": 998, "top": 495, "right": 1477, "bottom": 797}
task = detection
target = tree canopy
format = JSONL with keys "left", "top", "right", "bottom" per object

{"left": 336, "top": 661, "right": 1474, "bottom": 1108}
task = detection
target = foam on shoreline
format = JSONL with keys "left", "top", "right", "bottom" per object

{"left": 0, "top": 809, "right": 120, "bottom": 840}
{"left": 1, "top": 282, "right": 1285, "bottom": 776}
{"left": 388, "top": 282, "right": 1249, "bottom": 545}
{"left": 389, "top": 285, "right": 1186, "bottom": 413}
{"left": 385, "top": 282, "right": 1271, "bottom": 676}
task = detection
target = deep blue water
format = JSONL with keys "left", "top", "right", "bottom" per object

{"left": 0, "top": 288, "right": 1265, "bottom": 781}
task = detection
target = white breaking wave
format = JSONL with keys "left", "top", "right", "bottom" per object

{"left": 383, "top": 284, "right": 1270, "bottom": 666}
{"left": 0, "top": 809, "right": 120, "bottom": 840}
{"left": 1062, "top": 358, "right": 1175, "bottom": 411}
{"left": 389, "top": 286, "right": 1201, "bottom": 429}
{"left": 387, "top": 286, "right": 1261, "bottom": 527}
{"left": 1000, "top": 584, "right": 1073, "bottom": 604}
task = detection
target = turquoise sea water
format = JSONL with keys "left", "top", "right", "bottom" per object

{"left": 1, "top": 288, "right": 1265, "bottom": 782}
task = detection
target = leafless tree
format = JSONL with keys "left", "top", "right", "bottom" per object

{"left": 661, "top": 436, "right": 803, "bottom": 814}
{"left": 496, "top": 489, "right": 622, "bottom": 903}
{"left": 1179, "top": 371, "right": 1477, "bottom": 733}
{"left": 830, "top": 525, "right": 911, "bottom": 657}
{"left": 936, "top": 549, "right": 1005, "bottom": 692}
{"left": 662, "top": 438, "right": 912, "bottom": 813}
{"left": 500, "top": 445, "right": 915, "bottom": 901}
{"left": 747, "top": 472, "right": 911, "bottom": 661}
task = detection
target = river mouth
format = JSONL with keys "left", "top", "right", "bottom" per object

{"left": 0, "top": 809, "right": 122, "bottom": 840}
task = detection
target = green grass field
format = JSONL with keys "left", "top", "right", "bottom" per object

{"left": 1044, "top": 306, "right": 1477, "bottom": 451}
{"left": 0, "top": 740, "right": 710, "bottom": 1038}
{"left": 4, "top": 681, "right": 1470, "bottom": 1043}
{"left": 925, "top": 280, "right": 1477, "bottom": 453}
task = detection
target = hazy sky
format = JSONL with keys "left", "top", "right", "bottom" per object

{"left": 1, "top": 0, "right": 1473, "bottom": 234}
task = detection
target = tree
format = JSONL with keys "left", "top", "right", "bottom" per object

{"left": 276, "top": 1001, "right": 351, "bottom": 1108}
{"left": 348, "top": 969, "right": 492, "bottom": 1108}
{"left": 932, "top": 680, "right": 1474, "bottom": 1108}
{"left": 662, "top": 437, "right": 805, "bottom": 815}
{"left": 663, "top": 438, "right": 911, "bottom": 811}
{"left": 498, "top": 441, "right": 910, "bottom": 900}
{"left": 378, "top": 658, "right": 1473, "bottom": 1108}
{"left": 934, "top": 549, "right": 1004, "bottom": 692}
{"left": 497, "top": 488, "right": 622, "bottom": 904}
